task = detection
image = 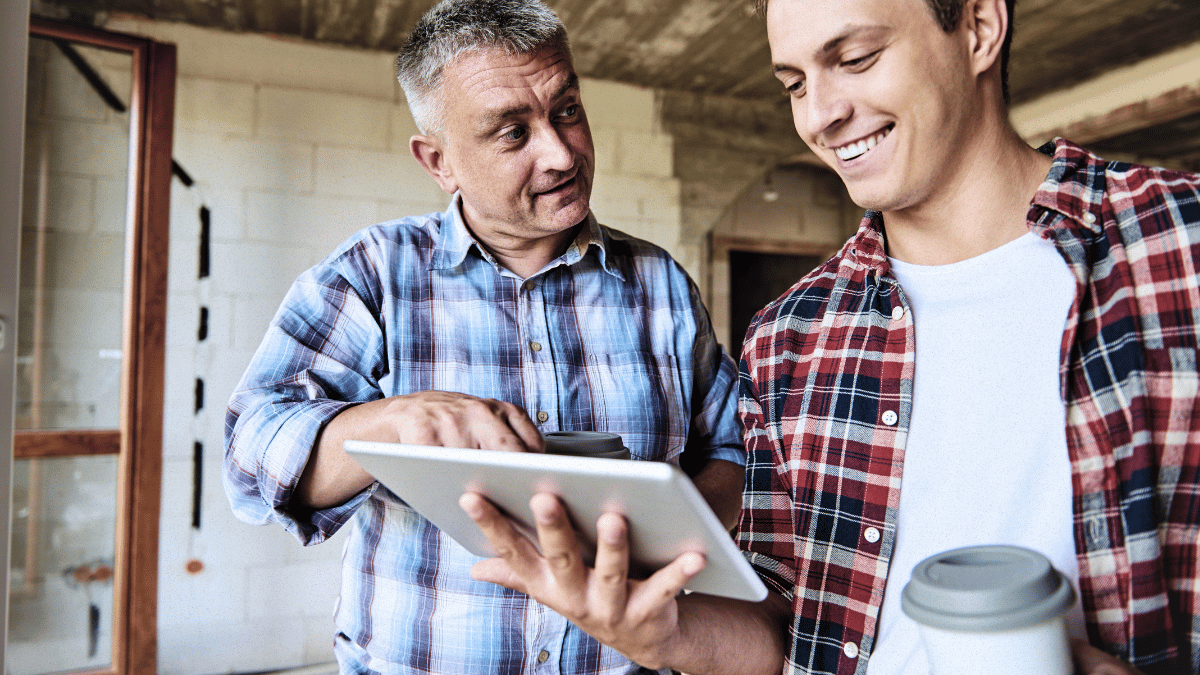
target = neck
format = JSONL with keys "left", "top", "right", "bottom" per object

{"left": 882, "top": 117, "right": 1053, "bottom": 266}
{"left": 469, "top": 221, "right": 583, "bottom": 279}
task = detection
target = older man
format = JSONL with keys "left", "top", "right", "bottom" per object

{"left": 464, "top": 0, "right": 1200, "bottom": 674}
{"left": 222, "top": 1, "right": 744, "bottom": 673}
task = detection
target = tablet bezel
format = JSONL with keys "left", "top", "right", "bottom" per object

{"left": 344, "top": 440, "right": 767, "bottom": 602}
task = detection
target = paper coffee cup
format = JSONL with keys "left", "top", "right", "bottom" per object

{"left": 542, "top": 431, "right": 630, "bottom": 460}
{"left": 901, "top": 545, "right": 1076, "bottom": 675}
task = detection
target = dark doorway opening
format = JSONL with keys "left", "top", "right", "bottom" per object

{"left": 728, "top": 250, "right": 824, "bottom": 360}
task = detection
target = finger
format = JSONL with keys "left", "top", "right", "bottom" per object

{"left": 529, "top": 492, "right": 588, "bottom": 593}
{"left": 460, "top": 492, "right": 545, "bottom": 580}
{"left": 499, "top": 402, "right": 545, "bottom": 452}
{"left": 461, "top": 400, "right": 529, "bottom": 452}
{"left": 588, "top": 512, "right": 630, "bottom": 624}
{"left": 470, "top": 558, "right": 530, "bottom": 594}
{"left": 626, "top": 551, "right": 705, "bottom": 619}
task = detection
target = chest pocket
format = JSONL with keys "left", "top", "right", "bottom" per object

{"left": 584, "top": 351, "right": 688, "bottom": 463}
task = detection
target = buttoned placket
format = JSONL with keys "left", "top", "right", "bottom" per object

{"left": 518, "top": 276, "right": 559, "bottom": 432}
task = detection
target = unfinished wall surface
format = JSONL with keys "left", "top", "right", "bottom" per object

{"left": 88, "top": 16, "right": 681, "bottom": 675}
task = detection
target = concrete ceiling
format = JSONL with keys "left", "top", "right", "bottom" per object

{"left": 35, "top": 0, "right": 1200, "bottom": 107}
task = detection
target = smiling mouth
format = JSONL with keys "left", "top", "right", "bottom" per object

{"left": 537, "top": 172, "right": 578, "bottom": 197}
{"left": 834, "top": 125, "right": 893, "bottom": 161}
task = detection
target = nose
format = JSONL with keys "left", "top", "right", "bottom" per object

{"left": 802, "top": 75, "right": 852, "bottom": 141}
{"left": 535, "top": 125, "right": 575, "bottom": 173}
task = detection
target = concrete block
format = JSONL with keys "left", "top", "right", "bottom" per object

{"left": 94, "top": 177, "right": 128, "bottom": 235}
{"left": 245, "top": 559, "right": 341, "bottom": 620}
{"left": 230, "top": 291, "right": 295, "bottom": 352}
{"left": 47, "top": 118, "right": 129, "bottom": 178}
{"left": 589, "top": 125, "right": 619, "bottom": 176}
{"left": 45, "top": 47, "right": 108, "bottom": 123}
{"left": 259, "top": 86, "right": 391, "bottom": 149}
{"left": 618, "top": 131, "right": 673, "bottom": 178}
{"left": 175, "top": 77, "right": 255, "bottom": 136}
{"left": 376, "top": 197, "right": 452, "bottom": 224}
{"left": 580, "top": 78, "right": 655, "bottom": 132}
{"left": 103, "top": 18, "right": 397, "bottom": 100}
{"left": 165, "top": 292, "right": 199, "bottom": 349}
{"left": 173, "top": 133, "right": 315, "bottom": 193}
{"left": 390, "top": 104, "right": 421, "bottom": 152}
{"left": 315, "top": 145, "right": 439, "bottom": 201}
{"left": 209, "top": 239, "right": 311, "bottom": 303}
{"left": 44, "top": 174, "right": 92, "bottom": 234}
{"left": 244, "top": 190, "right": 376, "bottom": 253}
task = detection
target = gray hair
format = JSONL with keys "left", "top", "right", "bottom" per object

{"left": 396, "top": 0, "right": 571, "bottom": 135}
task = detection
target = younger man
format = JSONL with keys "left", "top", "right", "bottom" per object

{"left": 463, "top": 0, "right": 1200, "bottom": 673}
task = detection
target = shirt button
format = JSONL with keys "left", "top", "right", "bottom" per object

{"left": 843, "top": 641, "right": 859, "bottom": 659}
{"left": 863, "top": 527, "right": 881, "bottom": 544}
{"left": 530, "top": 341, "right": 542, "bottom": 352}
{"left": 881, "top": 410, "right": 898, "bottom": 426}
{"left": 536, "top": 411, "right": 549, "bottom": 423}
{"left": 537, "top": 650, "right": 550, "bottom": 664}
{"left": 1083, "top": 212, "right": 1097, "bottom": 224}
{"left": 891, "top": 305, "right": 904, "bottom": 321}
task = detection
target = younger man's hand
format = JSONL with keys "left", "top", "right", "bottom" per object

{"left": 1072, "top": 639, "right": 1147, "bottom": 675}
{"left": 460, "top": 491, "right": 705, "bottom": 670}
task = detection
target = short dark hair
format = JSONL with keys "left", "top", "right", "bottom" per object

{"left": 754, "top": 0, "right": 1017, "bottom": 104}
{"left": 396, "top": 0, "right": 570, "bottom": 135}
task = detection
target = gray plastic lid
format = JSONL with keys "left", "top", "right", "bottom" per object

{"left": 543, "top": 431, "right": 629, "bottom": 459}
{"left": 901, "top": 545, "right": 1076, "bottom": 632}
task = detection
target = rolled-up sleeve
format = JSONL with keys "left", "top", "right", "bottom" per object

{"left": 224, "top": 243, "right": 386, "bottom": 545}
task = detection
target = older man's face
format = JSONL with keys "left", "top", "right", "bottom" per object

{"left": 433, "top": 45, "right": 595, "bottom": 246}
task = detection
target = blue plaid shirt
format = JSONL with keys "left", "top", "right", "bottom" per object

{"left": 224, "top": 197, "right": 743, "bottom": 675}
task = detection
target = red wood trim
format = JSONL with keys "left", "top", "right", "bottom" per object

{"left": 30, "top": 16, "right": 148, "bottom": 53}
{"left": 123, "top": 36, "right": 174, "bottom": 675}
{"left": 711, "top": 233, "right": 836, "bottom": 258}
{"left": 12, "top": 429, "right": 121, "bottom": 459}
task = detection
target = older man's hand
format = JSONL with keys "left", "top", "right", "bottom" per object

{"left": 460, "top": 491, "right": 705, "bottom": 670}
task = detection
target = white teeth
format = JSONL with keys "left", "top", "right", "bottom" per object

{"left": 835, "top": 128, "right": 889, "bottom": 161}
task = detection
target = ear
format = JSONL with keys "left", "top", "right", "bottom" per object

{"left": 962, "top": 0, "right": 1007, "bottom": 78}
{"left": 410, "top": 134, "right": 459, "bottom": 195}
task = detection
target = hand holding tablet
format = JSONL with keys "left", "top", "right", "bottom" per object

{"left": 344, "top": 438, "right": 766, "bottom": 602}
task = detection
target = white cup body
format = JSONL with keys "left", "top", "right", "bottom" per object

{"left": 918, "top": 616, "right": 1072, "bottom": 675}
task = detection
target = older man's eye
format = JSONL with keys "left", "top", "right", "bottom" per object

{"left": 502, "top": 126, "right": 526, "bottom": 141}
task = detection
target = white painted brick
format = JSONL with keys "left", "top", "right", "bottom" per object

{"left": 230, "top": 291, "right": 294, "bottom": 352}
{"left": 304, "top": 615, "right": 339, "bottom": 663}
{"left": 209, "top": 239, "right": 311, "bottom": 302}
{"left": 390, "top": 104, "right": 421, "bottom": 152}
{"left": 244, "top": 190, "right": 376, "bottom": 253}
{"left": 165, "top": 291, "right": 199, "bottom": 349}
{"left": 259, "top": 86, "right": 391, "bottom": 149}
{"left": 580, "top": 78, "right": 655, "bottom": 132}
{"left": 376, "top": 197, "right": 452, "bottom": 223}
{"left": 618, "top": 130, "right": 673, "bottom": 178}
{"left": 157, "top": 618, "right": 307, "bottom": 675}
{"left": 315, "top": 145, "right": 442, "bottom": 201}
{"left": 44, "top": 174, "right": 92, "bottom": 234}
{"left": 589, "top": 125, "right": 619, "bottom": 176}
{"left": 245, "top": 559, "right": 341, "bottom": 620}
{"left": 175, "top": 77, "right": 255, "bottom": 136}
{"left": 93, "top": 177, "right": 128, "bottom": 235}
{"left": 45, "top": 47, "right": 109, "bottom": 122}
{"left": 591, "top": 174, "right": 680, "bottom": 223}
{"left": 103, "top": 18, "right": 396, "bottom": 100}
{"left": 173, "top": 133, "right": 314, "bottom": 192}
{"left": 47, "top": 118, "right": 129, "bottom": 178}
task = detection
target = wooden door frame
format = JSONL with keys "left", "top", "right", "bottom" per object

{"left": 22, "top": 17, "right": 174, "bottom": 675}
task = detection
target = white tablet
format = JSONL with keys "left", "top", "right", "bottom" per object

{"left": 344, "top": 440, "right": 768, "bottom": 602}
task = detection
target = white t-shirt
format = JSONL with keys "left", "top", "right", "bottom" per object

{"left": 866, "top": 232, "right": 1085, "bottom": 675}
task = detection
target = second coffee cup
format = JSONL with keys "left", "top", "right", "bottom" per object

{"left": 542, "top": 431, "right": 631, "bottom": 460}
{"left": 901, "top": 544, "right": 1076, "bottom": 675}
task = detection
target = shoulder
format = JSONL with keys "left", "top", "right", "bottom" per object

{"left": 596, "top": 223, "right": 697, "bottom": 295}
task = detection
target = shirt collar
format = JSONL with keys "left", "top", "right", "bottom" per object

{"left": 1027, "top": 138, "right": 1108, "bottom": 236}
{"left": 431, "top": 193, "right": 623, "bottom": 281}
{"left": 844, "top": 137, "right": 1109, "bottom": 275}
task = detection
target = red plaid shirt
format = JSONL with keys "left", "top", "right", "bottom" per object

{"left": 736, "top": 139, "right": 1200, "bottom": 675}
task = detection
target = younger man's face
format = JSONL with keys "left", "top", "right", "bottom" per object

{"left": 766, "top": 0, "right": 982, "bottom": 214}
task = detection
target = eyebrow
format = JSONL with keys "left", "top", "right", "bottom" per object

{"left": 478, "top": 71, "right": 580, "bottom": 133}
{"left": 772, "top": 25, "right": 890, "bottom": 75}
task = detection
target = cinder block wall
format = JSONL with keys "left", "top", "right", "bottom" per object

{"left": 95, "top": 16, "right": 683, "bottom": 675}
